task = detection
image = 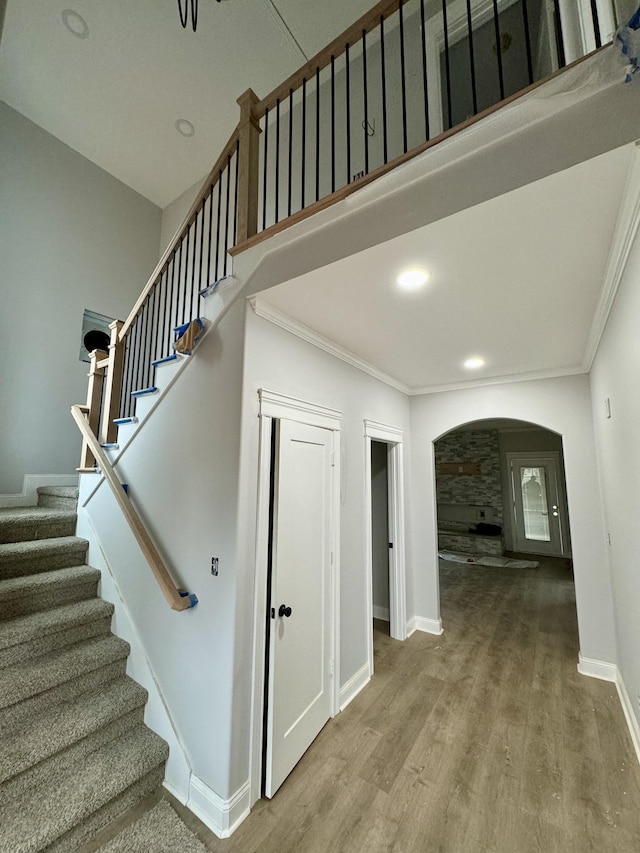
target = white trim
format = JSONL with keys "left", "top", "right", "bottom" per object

{"left": 406, "top": 615, "right": 417, "bottom": 637}
{"left": 410, "top": 365, "right": 587, "bottom": 396}
{"left": 258, "top": 388, "right": 343, "bottom": 431}
{"left": 577, "top": 652, "right": 617, "bottom": 681}
{"left": 163, "top": 778, "right": 188, "bottom": 806}
{"left": 339, "top": 662, "right": 371, "bottom": 711}
{"left": 251, "top": 298, "right": 410, "bottom": 395}
{"left": 363, "top": 421, "right": 407, "bottom": 682}
{"left": 373, "top": 605, "right": 390, "bottom": 622}
{"left": 0, "top": 474, "right": 78, "bottom": 508}
{"left": 250, "top": 392, "right": 341, "bottom": 806}
{"left": 615, "top": 671, "right": 640, "bottom": 766}
{"left": 584, "top": 143, "right": 640, "bottom": 370}
{"left": 415, "top": 616, "right": 444, "bottom": 636}
{"left": 186, "top": 776, "right": 251, "bottom": 839}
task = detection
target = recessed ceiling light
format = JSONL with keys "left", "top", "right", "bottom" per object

{"left": 62, "top": 9, "right": 89, "bottom": 39}
{"left": 464, "top": 357, "right": 485, "bottom": 370}
{"left": 175, "top": 119, "right": 195, "bottom": 138}
{"left": 397, "top": 269, "right": 429, "bottom": 290}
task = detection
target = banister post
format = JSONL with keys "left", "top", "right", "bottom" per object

{"left": 80, "top": 348, "right": 107, "bottom": 469}
{"left": 100, "top": 320, "right": 125, "bottom": 445}
{"left": 235, "top": 88, "right": 261, "bottom": 245}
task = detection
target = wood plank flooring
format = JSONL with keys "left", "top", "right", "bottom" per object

{"left": 170, "top": 557, "right": 640, "bottom": 852}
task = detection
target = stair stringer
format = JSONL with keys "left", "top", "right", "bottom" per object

{"left": 76, "top": 282, "right": 252, "bottom": 838}
{"left": 74, "top": 500, "right": 191, "bottom": 804}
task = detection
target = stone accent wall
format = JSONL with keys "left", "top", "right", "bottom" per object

{"left": 438, "top": 531, "right": 503, "bottom": 557}
{"left": 435, "top": 429, "right": 503, "bottom": 526}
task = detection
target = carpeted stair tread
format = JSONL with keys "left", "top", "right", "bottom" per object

{"left": 0, "top": 507, "right": 77, "bottom": 544}
{"left": 0, "top": 598, "right": 113, "bottom": 659}
{"left": 0, "top": 634, "right": 130, "bottom": 710}
{"left": 0, "top": 564, "right": 99, "bottom": 604}
{"left": 37, "top": 487, "right": 79, "bottom": 510}
{"left": 94, "top": 800, "right": 207, "bottom": 853}
{"left": 0, "top": 536, "right": 88, "bottom": 579}
{"left": 0, "top": 676, "right": 147, "bottom": 795}
{"left": 0, "top": 724, "right": 169, "bottom": 853}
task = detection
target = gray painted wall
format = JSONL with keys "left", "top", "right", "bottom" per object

{"left": 0, "top": 103, "right": 161, "bottom": 493}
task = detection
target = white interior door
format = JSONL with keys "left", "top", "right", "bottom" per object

{"left": 509, "top": 454, "right": 565, "bottom": 556}
{"left": 265, "top": 418, "right": 333, "bottom": 797}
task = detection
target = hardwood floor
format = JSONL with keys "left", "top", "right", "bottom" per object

{"left": 171, "top": 557, "right": 640, "bottom": 852}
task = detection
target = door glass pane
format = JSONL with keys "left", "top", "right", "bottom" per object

{"left": 520, "top": 467, "right": 550, "bottom": 541}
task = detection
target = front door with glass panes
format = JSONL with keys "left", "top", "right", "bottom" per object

{"left": 507, "top": 453, "right": 566, "bottom": 556}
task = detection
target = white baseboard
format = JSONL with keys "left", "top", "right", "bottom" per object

{"left": 615, "top": 672, "right": 640, "bottom": 766}
{"left": 0, "top": 474, "right": 78, "bottom": 508}
{"left": 187, "top": 775, "right": 251, "bottom": 839}
{"left": 577, "top": 653, "right": 617, "bottom": 682}
{"left": 372, "top": 605, "right": 390, "bottom": 622}
{"left": 414, "top": 615, "right": 443, "bottom": 636}
{"left": 339, "top": 661, "right": 371, "bottom": 711}
{"left": 163, "top": 778, "right": 188, "bottom": 806}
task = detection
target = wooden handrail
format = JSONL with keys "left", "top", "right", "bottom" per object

{"left": 71, "top": 404, "right": 197, "bottom": 612}
{"left": 118, "top": 125, "right": 242, "bottom": 342}
{"left": 256, "top": 0, "right": 409, "bottom": 117}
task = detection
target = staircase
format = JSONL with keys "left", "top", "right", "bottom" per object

{"left": 0, "top": 486, "right": 169, "bottom": 853}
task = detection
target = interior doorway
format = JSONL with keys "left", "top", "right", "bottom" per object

{"left": 364, "top": 420, "right": 407, "bottom": 678}
{"left": 251, "top": 390, "right": 341, "bottom": 805}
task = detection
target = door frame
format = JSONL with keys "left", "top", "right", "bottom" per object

{"left": 364, "top": 420, "right": 407, "bottom": 679}
{"left": 249, "top": 389, "right": 341, "bottom": 806}
{"left": 506, "top": 450, "right": 568, "bottom": 556}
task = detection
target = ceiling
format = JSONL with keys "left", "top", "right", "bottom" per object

{"left": 257, "top": 143, "right": 633, "bottom": 392}
{"left": 0, "top": 0, "right": 373, "bottom": 208}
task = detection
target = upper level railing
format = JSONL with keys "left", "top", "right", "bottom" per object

{"left": 109, "top": 0, "right": 614, "bottom": 426}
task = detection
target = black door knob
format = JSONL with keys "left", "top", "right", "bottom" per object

{"left": 278, "top": 604, "right": 292, "bottom": 618}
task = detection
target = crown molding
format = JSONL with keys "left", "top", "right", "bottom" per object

{"left": 408, "top": 364, "right": 588, "bottom": 396}
{"left": 249, "top": 297, "right": 411, "bottom": 395}
{"left": 583, "top": 142, "right": 640, "bottom": 370}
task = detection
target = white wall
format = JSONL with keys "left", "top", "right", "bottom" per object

{"left": 371, "top": 440, "right": 390, "bottom": 615}
{"left": 590, "top": 216, "right": 640, "bottom": 733}
{"left": 234, "top": 307, "right": 412, "bottom": 779}
{"left": 409, "top": 374, "right": 617, "bottom": 665}
{"left": 0, "top": 103, "right": 161, "bottom": 494}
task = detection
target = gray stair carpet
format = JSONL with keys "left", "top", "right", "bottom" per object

{"left": 0, "top": 487, "right": 170, "bottom": 851}
{"left": 94, "top": 800, "right": 207, "bottom": 853}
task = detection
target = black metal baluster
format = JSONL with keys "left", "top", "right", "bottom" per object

{"left": 160, "top": 265, "right": 169, "bottom": 361}
{"left": 135, "top": 302, "right": 147, "bottom": 394}
{"left": 275, "top": 98, "right": 281, "bottom": 223}
{"left": 206, "top": 184, "right": 214, "bottom": 289}
{"left": 189, "top": 210, "right": 199, "bottom": 321}
{"left": 174, "top": 239, "right": 183, "bottom": 346}
{"left": 466, "top": 0, "right": 478, "bottom": 115}
{"left": 492, "top": 0, "right": 505, "bottom": 101}
{"left": 233, "top": 139, "right": 240, "bottom": 247}
{"left": 122, "top": 327, "right": 134, "bottom": 417}
{"left": 552, "top": 0, "right": 566, "bottom": 68}
{"left": 590, "top": 0, "right": 601, "bottom": 48}
{"left": 331, "top": 55, "right": 336, "bottom": 193}
{"left": 215, "top": 175, "right": 222, "bottom": 280}
{"left": 262, "top": 110, "right": 269, "bottom": 231}
{"left": 442, "top": 0, "right": 453, "bottom": 129}
{"left": 315, "top": 67, "right": 320, "bottom": 202}
{"left": 380, "top": 16, "right": 388, "bottom": 164}
{"left": 181, "top": 227, "right": 190, "bottom": 325}
{"left": 399, "top": 0, "right": 408, "bottom": 153}
{"left": 521, "top": 0, "right": 534, "bottom": 83}
{"left": 420, "top": 0, "right": 430, "bottom": 140}
{"left": 167, "top": 250, "right": 176, "bottom": 359}
{"left": 198, "top": 200, "right": 206, "bottom": 296}
{"left": 363, "top": 29, "right": 369, "bottom": 174}
{"left": 288, "top": 89, "right": 294, "bottom": 216}
{"left": 346, "top": 44, "right": 351, "bottom": 184}
{"left": 149, "top": 281, "right": 159, "bottom": 376}
{"left": 301, "top": 78, "right": 307, "bottom": 210}
{"left": 224, "top": 155, "right": 231, "bottom": 274}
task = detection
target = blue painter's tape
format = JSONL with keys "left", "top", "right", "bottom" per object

{"left": 101, "top": 443, "right": 119, "bottom": 450}
{"left": 152, "top": 354, "right": 179, "bottom": 368}
{"left": 131, "top": 387, "right": 158, "bottom": 398}
{"left": 179, "top": 591, "right": 199, "bottom": 608}
{"left": 113, "top": 417, "right": 137, "bottom": 426}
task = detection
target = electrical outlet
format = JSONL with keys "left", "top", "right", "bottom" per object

{"left": 211, "top": 557, "right": 219, "bottom": 576}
